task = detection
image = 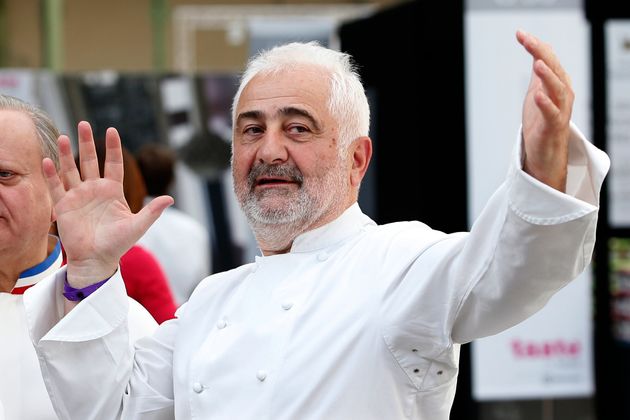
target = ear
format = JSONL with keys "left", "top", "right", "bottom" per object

{"left": 349, "top": 136, "right": 372, "bottom": 188}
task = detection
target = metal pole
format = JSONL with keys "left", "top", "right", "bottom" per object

{"left": 42, "top": 0, "right": 63, "bottom": 70}
{"left": 542, "top": 399, "right": 554, "bottom": 420}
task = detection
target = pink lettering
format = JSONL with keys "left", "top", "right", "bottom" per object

{"left": 510, "top": 339, "right": 581, "bottom": 358}
{"left": 0, "top": 78, "right": 18, "bottom": 88}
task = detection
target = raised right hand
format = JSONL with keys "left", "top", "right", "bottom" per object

{"left": 42, "top": 121, "right": 173, "bottom": 288}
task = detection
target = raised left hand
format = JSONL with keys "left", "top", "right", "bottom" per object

{"left": 517, "top": 30, "right": 573, "bottom": 192}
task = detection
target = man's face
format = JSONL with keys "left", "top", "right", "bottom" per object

{"left": 232, "top": 66, "right": 351, "bottom": 236}
{"left": 0, "top": 110, "right": 54, "bottom": 266}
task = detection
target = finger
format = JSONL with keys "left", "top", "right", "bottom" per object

{"left": 516, "top": 30, "right": 571, "bottom": 87}
{"left": 43, "top": 157, "right": 67, "bottom": 204}
{"left": 131, "top": 195, "right": 174, "bottom": 238}
{"left": 534, "top": 90, "right": 562, "bottom": 123}
{"left": 77, "top": 121, "right": 101, "bottom": 180}
{"left": 57, "top": 135, "right": 82, "bottom": 189}
{"left": 103, "top": 127, "right": 124, "bottom": 183}
{"left": 534, "top": 59, "right": 572, "bottom": 111}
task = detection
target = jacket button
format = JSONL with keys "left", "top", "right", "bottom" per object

{"left": 192, "top": 382, "right": 204, "bottom": 393}
{"left": 256, "top": 370, "right": 267, "bottom": 381}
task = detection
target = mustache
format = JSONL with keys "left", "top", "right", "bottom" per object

{"left": 247, "top": 163, "right": 304, "bottom": 188}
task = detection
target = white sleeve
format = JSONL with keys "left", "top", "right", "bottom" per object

{"left": 24, "top": 266, "right": 178, "bottom": 420}
{"left": 451, "top": 122, "right": 610, "bottom": 343}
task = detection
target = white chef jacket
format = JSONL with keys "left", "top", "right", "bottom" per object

{"left": 0, "top": 237, "right": 158, "bottom": 420}
{"left": 1, "top": 239, "right": 64, "bottom": 420}
{"left": 24, "top": 124, "right": 609, "bottom": 420}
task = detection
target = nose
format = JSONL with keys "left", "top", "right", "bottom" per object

{"left": 256, "top": 129, "right": 289, "bottom": 164}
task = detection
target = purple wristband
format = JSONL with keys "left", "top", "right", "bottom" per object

{"left": 63, "top": 277, "right": 110, "bottom": 301}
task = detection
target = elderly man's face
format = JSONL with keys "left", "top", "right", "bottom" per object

{"left": 231, "top": 65, "right": 351, "bottom": 240}
{"left": 0, "top": 110, "right": 54, "bottom": 269}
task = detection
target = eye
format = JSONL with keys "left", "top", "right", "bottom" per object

{"left": 0, "top": 170, "right": 14, "bottom": 179}
{"left": 243, "top": 126, "right": 264, "bottom": 136}
{"left": 288, "top": 125, "right": 310, "bottom": 134}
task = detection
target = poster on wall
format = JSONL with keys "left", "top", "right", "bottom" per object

{"left": 605, "top": 20, "right": 630, "bottom": 228}
{"left": 471, "top": 270, "right": 594, "bottom": 399}
{"left": 465, "top": 0, "right": 595, "bottom": 399}
{"left": 609, "top": 237, "right": 630, "bottom": 344}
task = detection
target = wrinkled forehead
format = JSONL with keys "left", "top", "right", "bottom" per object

{"left": 241, "top": 64, "right": 330, "bottom": 99}
{"left": 0, "top": 110, "right": 41, "bottom": 157}
{"left": 237, "top": 68, "right": 332, "bottom": 122}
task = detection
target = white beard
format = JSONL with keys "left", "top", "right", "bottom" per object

{"left": 235, "top": 158, "right": 348, "bottom": 250}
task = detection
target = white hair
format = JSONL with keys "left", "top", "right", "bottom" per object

{"left": 231, "top": 41, "right": 370, "bottom": 156}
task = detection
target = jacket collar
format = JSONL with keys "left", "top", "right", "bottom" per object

{"left": 11, "top": 236, "right": 63, "bottom": 295}
{"left": 289, "top": 203, "right": 376, "bottom": 253}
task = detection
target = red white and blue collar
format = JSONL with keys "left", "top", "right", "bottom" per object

{"left": 11, "top": 237, "right": 63, "bottom": 295}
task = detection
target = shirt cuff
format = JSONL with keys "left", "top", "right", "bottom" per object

{"left": 508, "top": 121, "right": 610, "bottom": 225}
{"left": 25, "top": 265, "right": 130, "bottom": 343}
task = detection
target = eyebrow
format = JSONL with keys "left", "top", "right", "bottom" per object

{"left": 278, "top": 107, "right": 321, "bottom": 132}
{"left": 235, "top": 107, "right": 322, "bottom": 132}
{"left": 236, "top": 110, "right": 263, "bottom": 125}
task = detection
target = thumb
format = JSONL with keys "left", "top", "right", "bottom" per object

{"left": 132, "top": 195, "right": 174, "bottom": 238}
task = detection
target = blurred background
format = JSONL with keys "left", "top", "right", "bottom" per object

{"left": 1, "top": 0, "right": 629, "bottom": 419}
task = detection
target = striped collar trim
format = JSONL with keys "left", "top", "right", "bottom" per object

{"left": 11, "top": 238, "right": 63, "bottom": 294}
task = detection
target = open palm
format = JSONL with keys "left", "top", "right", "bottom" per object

{"left": 43, "top": 122, "right": 173, "bottom": 287}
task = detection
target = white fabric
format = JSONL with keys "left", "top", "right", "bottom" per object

{"left": 138, "top": 203, "right": 211, "bottom": 305}
{"left": 24, "top": 125, "right": 609, "bottom": 420}
{"left": 0, "top": 238, "right": 64, "bottom": 420}
{"left": 0, "top": 289, "right": 157, "bottom": 420}
{"left": 0, "top": 294, "right": 55, "bottom": 420}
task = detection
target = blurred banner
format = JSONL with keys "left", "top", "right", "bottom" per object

{"left": 0, "top": 69, "right": 72, "bottom": 140}
{"left": 465, "top": 0, "right": 595, "bottom": 399}
{"left": 605, "top": 20, "right": 630, "bottom": 228}
{"left": 0, "top": 70, "right": 37, "bottom": 102}
{"left": 609, "top": 237, "right": 630, "bottom": 345}
{"left": 471, "top": 270, "right": 594, "bottom": 399}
